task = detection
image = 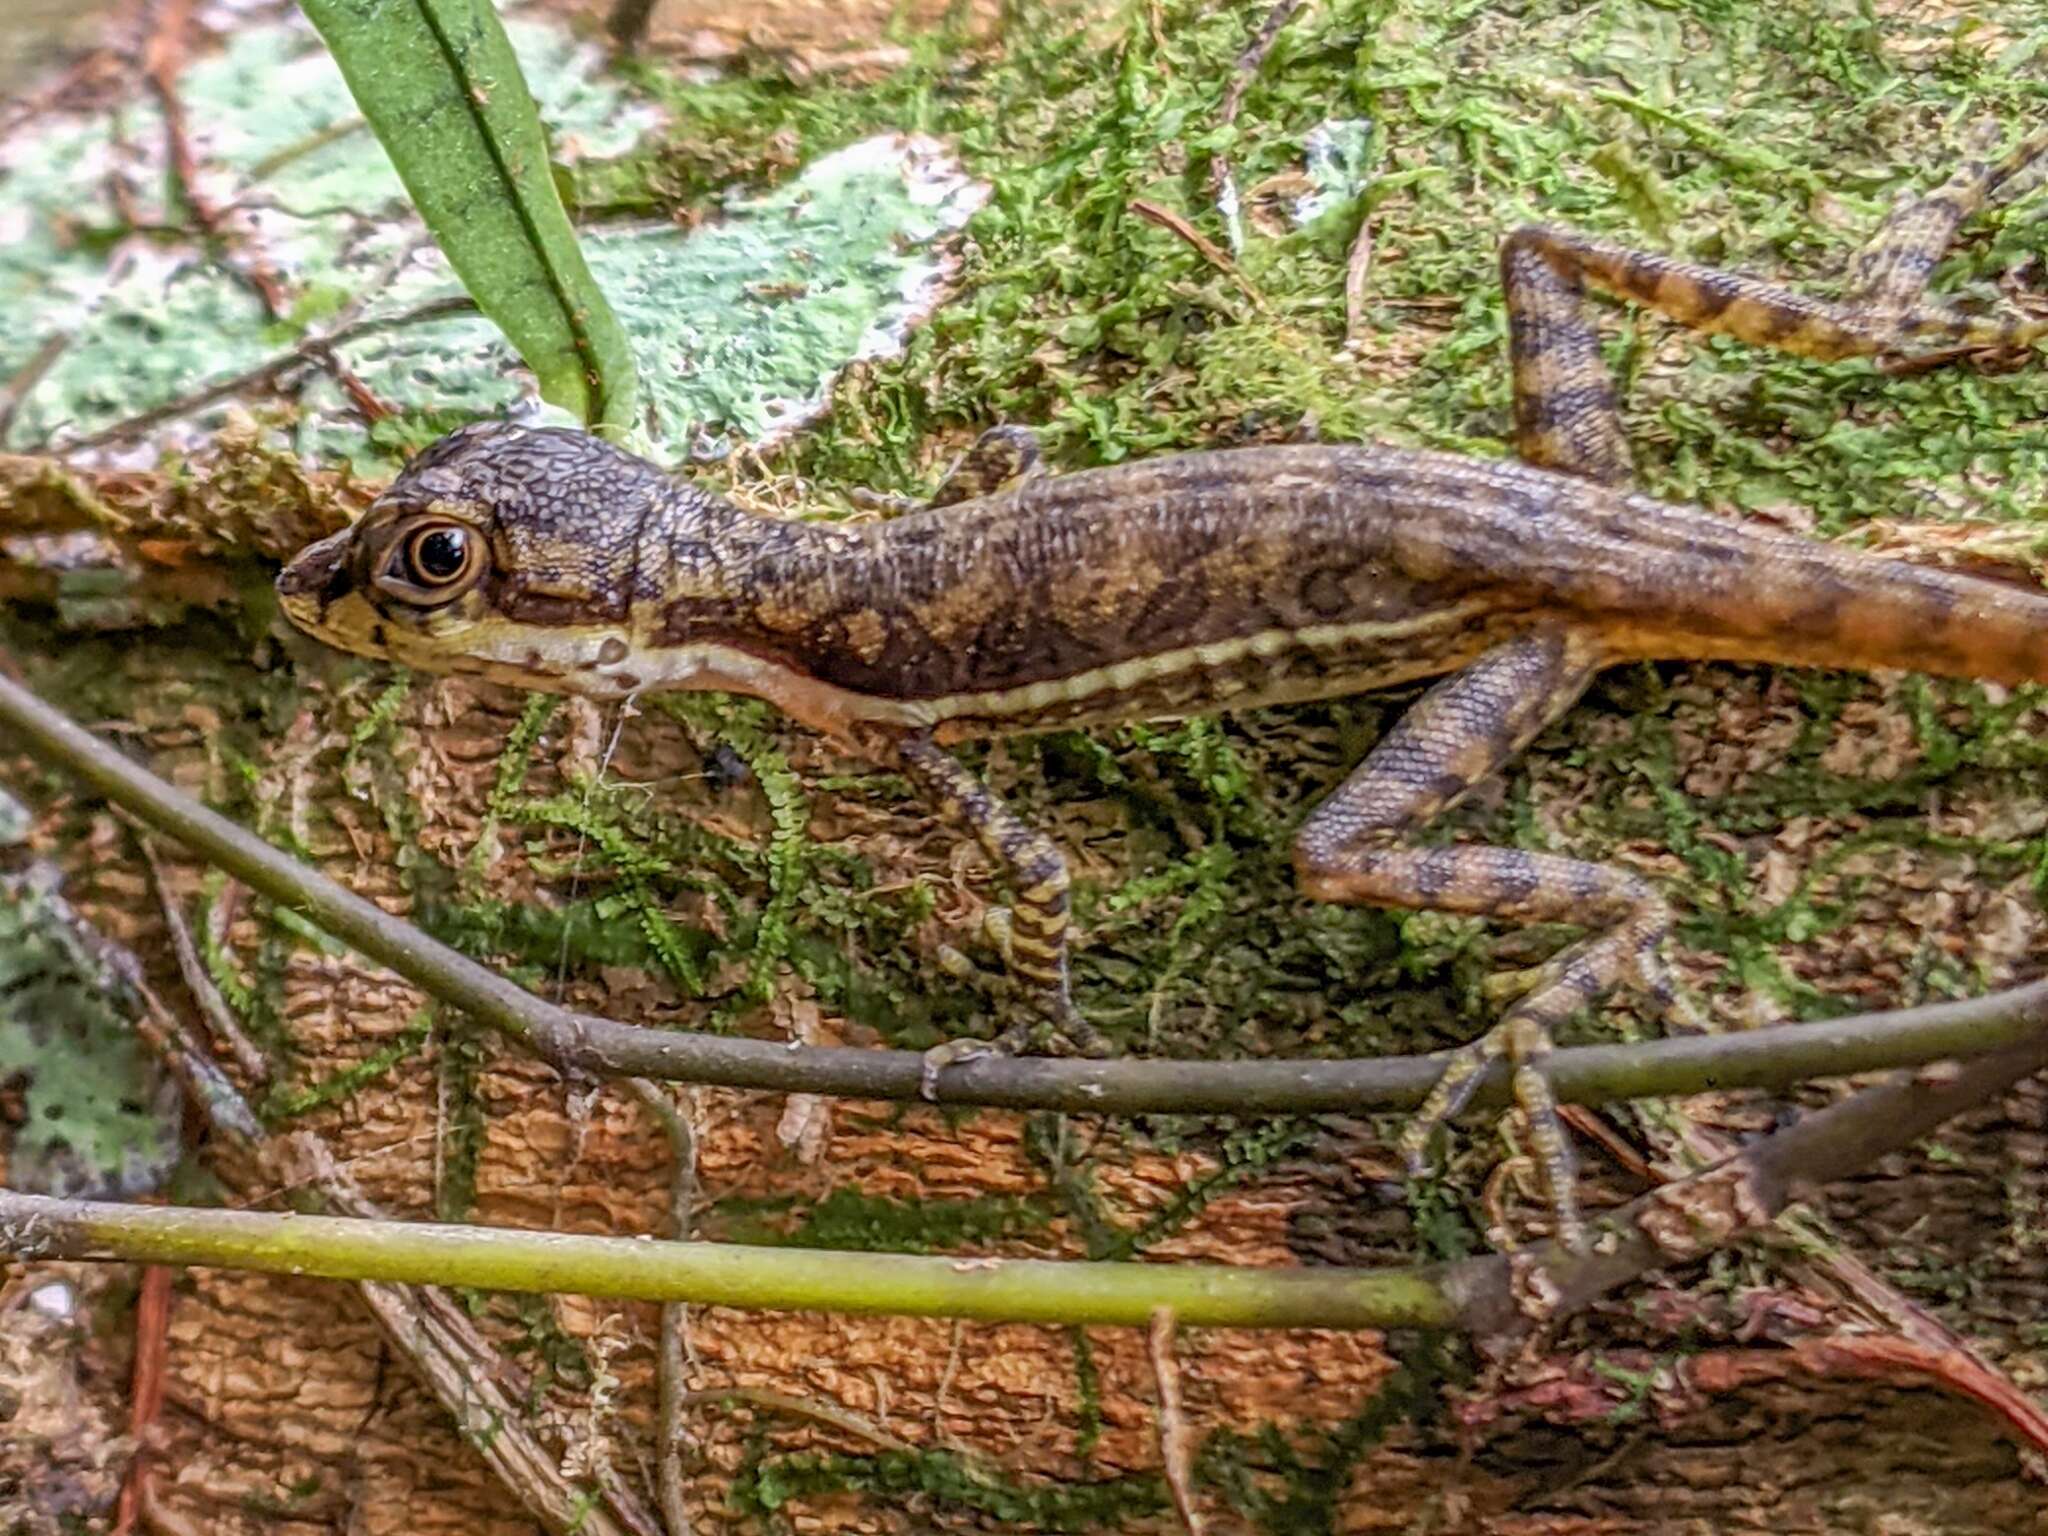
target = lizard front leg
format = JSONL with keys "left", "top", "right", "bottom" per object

{"left": 1293, "top": 626, "right": 1688, "bottom": 1250}
{"left": 927, "top": 424, "right": 1043, "bottom": 507}
{"left": 1502, "top": 127, "right": 2048, "bottom": 484}
{"left": 850, "top": 425, "right": 1045, "bottom": 513}
{"left": 891, "top": 730, "right": 1107, "bottom": 1096}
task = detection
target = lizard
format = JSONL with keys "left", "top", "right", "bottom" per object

{"left": 277, "top": 128, "right": 2048, "bottom": 1248}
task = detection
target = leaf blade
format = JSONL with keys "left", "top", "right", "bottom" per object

{"left": 297, "top": 0, "right": 638, "bottom": 429}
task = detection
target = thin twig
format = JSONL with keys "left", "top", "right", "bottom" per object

{"left": 1450, "top": 1035, "right": 2048, "bottom": 1346}
{"left": 135, "top": 829, "right": 270, "bottom": 1084}
{"left": 1148, "top": 1308, "right": 1204, "bottom": 1536}
{"left": 0, "top": 334, "right": 70, "bottom": 443}
{"left": 142, "top": 0, "right": 290, "bottom": 319}
{"left": 1218, "top": 0, "right": 1305, "bottom": 128}
{"left": 0, "top": 1185, "right": 1459, "bottom": 1328}
{"left": 1707, "top": 1333, "right": 2048, "bottom": 1457}
{"left": 677, "top": 1387, "right": 921, "bottom": 1455}
{"left": 59, "top": 295, "right": 475, "bottom": 451}
{"left": 628, "top": 1078, "right": 698, "bottom": 1536}
{"left": 2, "top": 662, "right": 2045, "bottom": 1119}
{"left": 1667, "top": 1115, "right": 2048, "bottom": 1457}
{"left": 0, "top": 48, "right": 117, "bottom": 139}
{"left": 1342, "top": 210, "right": 1374, "bottom": 349}
{"left": 1209, "top": 0, "right": 1308, "bottom": 254}
{"left": 109, "top": 1264, "right": 171, "bottom": 1536}
{"left": 245, "top": 116, "right": 367, "bottom": 181}
{"left": 289, "top": 1139, "right": 664, "bottom": 1536}
{"left": 1128, "top": 198, "right": 1273, "bottom": 316}
{"left": 44, "top": 821, "right": 662, "bottom": 1533}
{"left": 9, "top": 1042, "right": 2044, "bottom": 1337}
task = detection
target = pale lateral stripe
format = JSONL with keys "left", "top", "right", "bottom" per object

{"left": 451, "top": 599, "right": 1496, "bottom": 724}
{"left": 896, "top": 599, "right": 1495, "bottom": 725}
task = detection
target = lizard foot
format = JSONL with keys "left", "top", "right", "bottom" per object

{"left": 918, "top": 993, "right": 1112, "bottom": 1101}
{"left": 1398, "top": 1007, "right": 1584, "bottom": 1251}
{"left": 920, "top": 1032, "right": 1020, "bottom": 1101}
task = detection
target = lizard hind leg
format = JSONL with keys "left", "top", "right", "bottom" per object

{"left": 1293, "top": 627, "right": 1684, "bottom": 1250}
{"left": 1500, "top": 125, "right": 2048, "bottom": 471}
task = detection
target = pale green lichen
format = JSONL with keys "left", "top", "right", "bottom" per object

{"left": 0, "top": 15, "right": 983, "bottom": 466}
{"left": 0, "top": 864, "right": 180, "bottom": 1197}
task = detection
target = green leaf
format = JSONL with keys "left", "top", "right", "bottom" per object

{"left": 296, "top": 0, "right": 638, "bottom": 430}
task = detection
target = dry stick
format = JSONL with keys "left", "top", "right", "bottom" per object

{"left": 677, "top": 1387, "right": 921, "bottom": 1456}
{"left": 1342, "top": 211, "right": 1374, "bottom": 349}
{"left": 1218, "top": 0, "right": 1305, "bottom": 127}
{"left": 1148, "top": 1309, "right": 1204, "bottom": 1536}
{"left": 3, "top": 662, "right": 2045, "bottom": 1118}
{"left": 100, "top": 835, "right": 664, "bottom": 1533}
{"left": 290, "top": 1137, "right": 665, "bottom": 1536}
{"left": 2, "top": 930, "right": 2039, "bottom": 1339}
{"left": 109, "top": 1263, "right": 171, "bottom": 1536}
{"left": 1551, "top": 1075, "right": 2048, "bottom": 1449}
{"left": 0, "top": 47, "right": 114, "bottom": 139}
{"left": 61, "top": 295, "right": 476, "bottom": 451}
{"left": 0, "top": 334, "right": 70, "bottom": 443}
{"left": 142, "top": 0, "right": 291, "bottom": 320}
{"left": 627, "top": 1079, "right": 698, "bottom": 1536}
{"left": 1445, "top": 1035, "right": 2048, "bottom": 1344}
{"left": 1128, "top": 198, "right": 1274, "bottom": 316}
{"left": 9, "top": 1038, "right": 2045, "bottom": 1335}
{"left": 136, "top": 830, "right": 270, "bottom": 1084}
{"left": 1662, "top": 1115, "right": 2048, "bottom": 1457}
{"left": 1209, "top": 0, "right": 1308, "bottom": 250}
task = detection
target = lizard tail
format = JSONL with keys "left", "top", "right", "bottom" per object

{"left": 1590, "top": 512, "right": 2048, "bottom": 687}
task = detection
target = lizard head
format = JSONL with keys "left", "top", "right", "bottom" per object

{"left": 276, "top": 421, "right": 676, "bottom": 697}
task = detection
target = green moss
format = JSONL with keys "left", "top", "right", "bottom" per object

{"left": 455, "top": 1289, "right": 593, "bottom": 1399}
{"left": 1097, "top": 1117, "right": 1317, "bottom": 1260}
{"left": 732, "top": 1446, "right": 1165, "bottom": 1532}
{"left": 261, "top": 1006, "right": 432, "bottom": 1121}
{"left": 435, "top": 1014, "right": 489, "bottom": 1222}
{"left": 1200, "top": 1342, "right": 1452, "bottom": 1536}
{"left": 657, "top": 695, "right": 812, "bottom": 1001}
{"left": 10, "top": 3, "right": 2048, "bottom": 1401}
{"left": 710, "top": 1185, "right": 1053, "bottom": 1253}
{"left": 1070, "top": 1326, "right": 1105, "bottom": 1459}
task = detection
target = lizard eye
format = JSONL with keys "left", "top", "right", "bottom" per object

{"left": 378, "top": 521, "right": 482, "bottom": 600}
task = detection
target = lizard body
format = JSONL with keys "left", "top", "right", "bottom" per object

{"left": 278, "top": 127, "right": 2048, "bottom": 1246}
{"left": 277, "top": 435, "right": 2048, "bottom": 731}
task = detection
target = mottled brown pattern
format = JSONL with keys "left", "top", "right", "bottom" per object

{"left": 275, "top": 128, "right": 2048, "bottom": 1245}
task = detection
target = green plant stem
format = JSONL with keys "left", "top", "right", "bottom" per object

{"left": 10, "top": 1036, "right": 2044, "bottom": 1334}
{"left": 2, "top": 663, "right": 2044, "bottom": 1116}
{"left": 0, "top": 1188, "right": 1457, "bottom": 1329}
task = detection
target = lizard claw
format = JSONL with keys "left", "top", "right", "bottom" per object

{"left": 920, "top": 1037, "right": 996, "bottom": 1101}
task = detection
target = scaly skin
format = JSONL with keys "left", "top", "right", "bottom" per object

{"left": 277, "top": 128, "right": 2048, "bottom": 1248}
